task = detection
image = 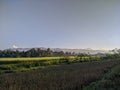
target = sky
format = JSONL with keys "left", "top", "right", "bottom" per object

{"left": 0, "top": 0, "right": 120, "bottom": 50}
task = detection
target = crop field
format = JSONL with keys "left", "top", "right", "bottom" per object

{"left": 0, "top": 56, "right": 100, "bottom": 62}
{"left": 0, "top": 59, "right": 120, "bottom": 90}
{"left": 83, "top": 64, "right": 120, "bottom": 90}
{"left": 0, "top": 56, "right": 101, "bottom": 73}
{"left": 0, "top": 57, "right": 67, "bottom": 62}
{"left": 0, "top": 56, "right": 78, "bottom": 73}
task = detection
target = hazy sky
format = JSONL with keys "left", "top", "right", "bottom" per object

{"left": 0, "top": 0, "right": 120, "bottom": 50}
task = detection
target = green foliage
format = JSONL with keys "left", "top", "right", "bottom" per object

{"left": 76, "top": 56, "right": 100, "bottom": 62}
{"left": 0, "top": 57, "right": 75, "bottom": 73}
{"left": 0, "top": 56, "right": 103, "bottom": 73}
{"left": 102, "top": 53, "right": 120, "bottom": 60}
{"left": 83, "top": 65, "right": 120, "bottom": 90}
{"left": 0, "top": 48, "right": 73, "bottom": 58}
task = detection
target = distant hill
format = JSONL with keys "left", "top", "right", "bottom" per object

{"left": 52, "top": 48, "right": 109, "bottom": 54}
{"left": 7, "top": 47, "right": 110, "bottom": 54}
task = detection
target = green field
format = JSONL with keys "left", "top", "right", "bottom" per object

{"left": 0, "top": 56, "right": 76, "bottom": 73}
{"left": 0, "top": 57, "right": 66, "bottom": 61}
{"left": 0, "top": 59, "right": 120, "bottom": 90}
{"left": 0, "top": 56, "right": 100, "bottom": 62}
{"left": 83, "top": 64, "right": 120, "bottom": 90}
{"left": 0, "top": 56, "right": 101, "bottom": 73}
{"left": 0, "top": 56, "right": 119, "bottom": 90}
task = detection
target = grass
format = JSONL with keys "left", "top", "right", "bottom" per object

{"left": 0, "top": 59, "right": 120, "bottom": 90}
{"left": 0, "top": 56, "right": 76, "bottom": 64}
{"left": 0, "top": 57, "right": 66, "bottom": 62}
{"left": 83, "top": 64, "right": 120, "bottom": 90}
{"left": 0, "top": 56, "right": 100, "bottom": 62}
{"left": 0, "top": 56, "right": 100, "bottom": 73}
{"left": 0, "top": 56, "right": 76, "bottom": 73}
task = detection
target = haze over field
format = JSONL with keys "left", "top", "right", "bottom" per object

{"left": 0, "top": 0, "right": 120, "bottom": 50}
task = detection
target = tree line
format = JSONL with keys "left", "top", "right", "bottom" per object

{"left": 1, "top": 48, "right": 120, "bottom": 59}
{"left": 0, "top": 48, "right": 74, "bottom": 58}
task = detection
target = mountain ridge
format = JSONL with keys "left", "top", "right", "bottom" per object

{"left": 6, "top": 47, "right": 110, "bottom": 54}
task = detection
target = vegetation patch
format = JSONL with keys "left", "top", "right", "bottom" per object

{"left": 0, "top": 60, "right": 120, "bottom": 90}
{"left": 83, "top": 64, "right": 120, "bottom": 90}
{"left": 0, "top": 56, "right": 101, "bottom": 73}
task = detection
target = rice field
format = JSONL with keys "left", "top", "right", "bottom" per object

{"left": 0, "top": 57, "right": 65, "bottom": 61}
{"left": 0, "top": 56, "right": 76, "bottom": 73}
